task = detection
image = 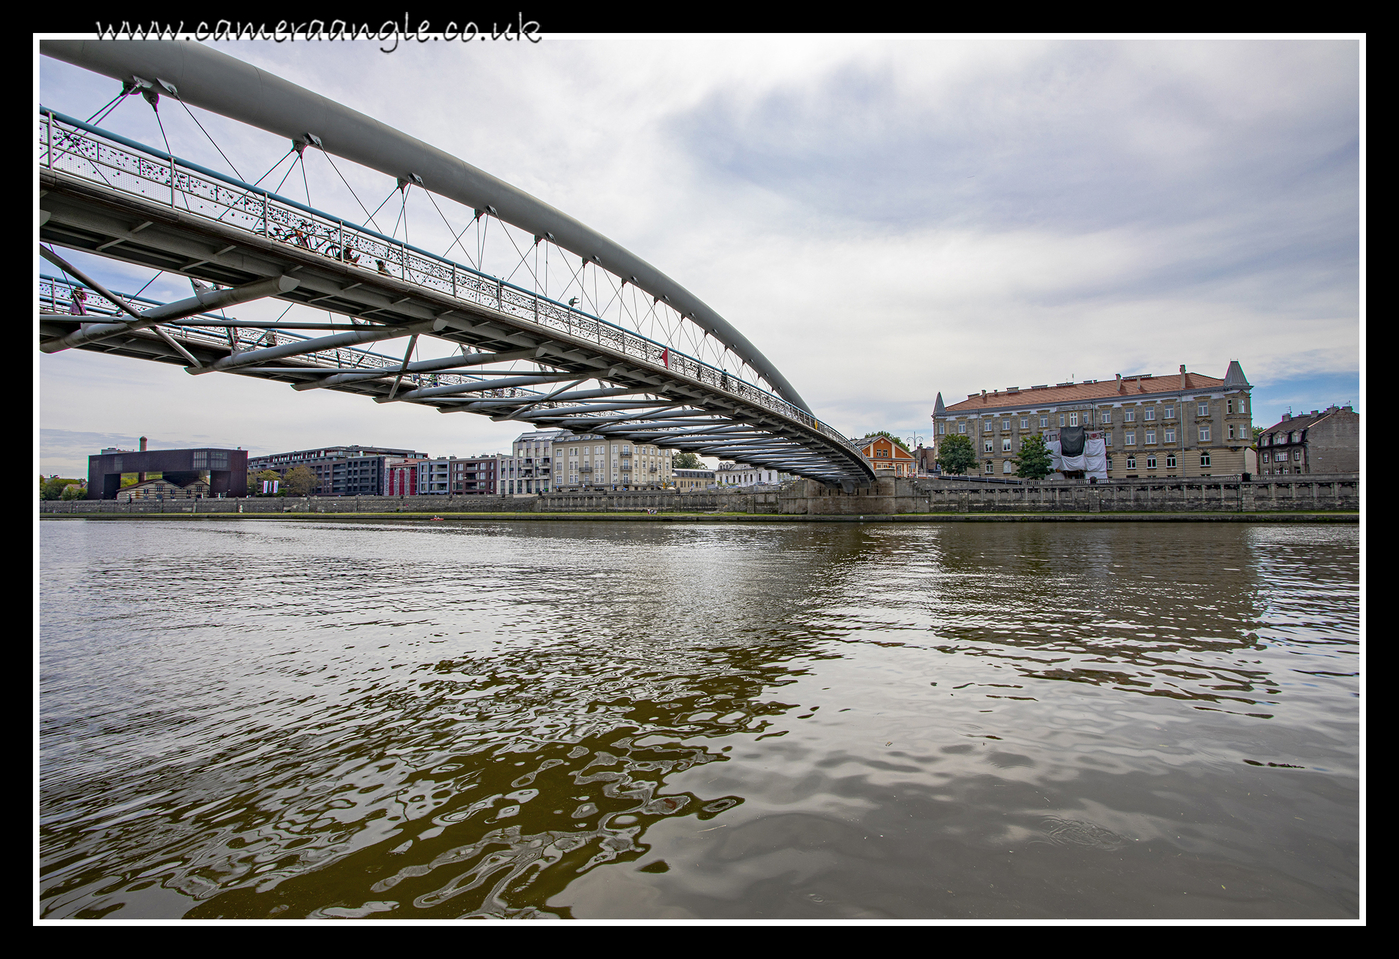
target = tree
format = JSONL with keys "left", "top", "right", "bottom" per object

{"left": 672, "top": 451, "right": 703, "bottom": 470}
{"left": 936, "top": 435, "right": 976, "bottom": 475}
{"left": 40, "top": 475, "right": 83, "bottom": 500}
{"left": 1012, "top": 434, "right": 1054, "bottom": 480}
{"left": 283, "top": 465, "right": 317, "bottom": 497}
{"left": 870, "top": 430, "right": 910, "bottom": 452}
{"left": 60, "top": 482, "right": 87, "bottom": 500}
{"left": 249, "top": 469, "right": 282, "bottom": 495}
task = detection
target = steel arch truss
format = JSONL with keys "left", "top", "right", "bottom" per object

{"left": 38, "top": 41, "right": 875, "bottom": 487}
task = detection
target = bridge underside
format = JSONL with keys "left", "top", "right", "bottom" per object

{"left": 40, "top": 167, "right": 874, "bottom": 487}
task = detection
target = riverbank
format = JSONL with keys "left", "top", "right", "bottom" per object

{"left": 42, "top": 473, "right": 1359, "bottom": 519}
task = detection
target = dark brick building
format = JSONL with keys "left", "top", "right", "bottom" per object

{"left": 1257, "top": 406, "right": 1359, "bottom": 475}
{"left": 88, "top": 442, "right": 248, "bottom": 499}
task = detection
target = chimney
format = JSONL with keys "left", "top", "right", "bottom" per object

{"left": 1179, "top": 364, "right": 1186, "bottom": 390}
{"left": 1116, "top": 374, "right": 1123, "bottom": 393}
{"left": 140, "top": 436, "right": 147, "bottom": 451}
{"left": 981, "top": 390, "right": 987, "bottom": 404}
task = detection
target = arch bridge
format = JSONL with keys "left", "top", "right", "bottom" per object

{"left": 39, "top": 40, "right": 876, "bottom": 489}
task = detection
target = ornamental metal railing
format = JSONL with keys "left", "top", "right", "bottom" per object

{"left": 41, "top": 275, "right": 540, "bottom": 402}
{"left": 40, "top": 108, "right": 865, "bottom": 464}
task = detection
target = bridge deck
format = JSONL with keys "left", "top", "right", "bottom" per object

{"left": 39, "top": 105, "right": 875, "bottom": 486}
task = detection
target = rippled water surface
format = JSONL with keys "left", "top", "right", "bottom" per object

{"left": 38, "top": 519, "right": 1360, "bottom": 919}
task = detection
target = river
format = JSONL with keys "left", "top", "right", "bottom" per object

{"left": 38, "top": 519, "right": 1360, "bottom": 920}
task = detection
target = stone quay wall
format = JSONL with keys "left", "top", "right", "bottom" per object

{"left": 39, "top": 476, "right": 1355, "bottom": 517}
{"left": 786, "top": 474, "right": 1359, "bottom": 515}
{"left": 37, "top": 488, "right": 783, "bottom": 516}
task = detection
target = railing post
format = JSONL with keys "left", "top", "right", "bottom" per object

{"left": 170, "top": 151, "right": 177, "bottom": 207}
{"left": 46, "top": 111, "right": 53, "bottom": 169}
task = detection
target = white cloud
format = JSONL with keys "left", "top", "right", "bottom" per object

{"left": 37, "top": 36, "right": 1361, "bottom": 473}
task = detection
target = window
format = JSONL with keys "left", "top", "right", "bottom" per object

{"left": 1002, "top": 438, "right": 1012, "bottom": 452}
{"left": 984, "top": 441, "right": 994, "bottom": 453}
{"left": 1163, "top": 405, "right": 1175, "bottom": 419}
{"left": 1124, "top": 409, "right": 1135, "bottom": 423}
{"left": 1144, "top": 407, "right": 1156, "bottom": 421}
{"left": 1125, "top": 431, "right": 1136, "bottom": 445}
{"left": 1020, "top": 417, "right": 1029, "bottom": 430}
{"left": 958, "top": 421, "right": 966, "bottom": 434}
{"left": 1059, "top": 414, "right": 1066, "bottom": 427}
{"left": 1104, "top": 433, "right": 1112, "bottom": 446}
{"left": 1039, "top": 416, "right": 1049, "bottom": 429}
{"left": 1200, "top": 452, "right": 1211, "bottom": 468}
{"left": 938, "top": 422, "right": 945, "bottom": 435}
{"left": 1003, "top": 418, "right": 1012, "bottom": 430}
{"left": 985, "top": 420, "right": 993, "bottom": 433}
{"left": 1101, "top": 410, "right": 1111, "bottom": 424}
{"left": 984, "top": 461, "right": 994, "bottom": 474}
{"left": 1198, "top": 402, "right": 1210, "bottom": 417}
{"left": 1228, "top": 425, "right": 1235, "bottom": 440}
{"left": 1199, "top": 426, "right": 1211, "bottom": 442}
{"left": 1145, "top": 430, "right": 1156, "bottom": 445}
{"left": 1004, "top": 459, "right": 1014, "bottom": 473}
{"left": 1293, "top": 449, "right": 1302, "bottom": 461}
{"left": 1106, "top": 457, "right": 1113, "bottom": 471}
{"left": 1126, "top": 456, "right": 1137, "bottom": 470}
{"left": 1164, "top": 428, "right": 1176, "bottom": 444}
{"left": 1166, "top": 453, "right": 1177, "bottom": 468}
{"left": 1226, "top": 399, "right": 1234, "bottom": 413}
{"left": 1147, "top": 455, "right": 1157, "bottom": 469}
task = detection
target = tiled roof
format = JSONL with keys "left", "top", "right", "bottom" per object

{"left": 1260, "top": 406, "right": 1354, "bottom": 436}
{"left": 855, "top": 435, "right": 914, "bottom": 458}
{"left": 940, "top": 372, "right": 1229, "bottom": 415}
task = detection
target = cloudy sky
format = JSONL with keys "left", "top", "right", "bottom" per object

{"left": 36, "top": 34, "right": 1362, "bottom": 478}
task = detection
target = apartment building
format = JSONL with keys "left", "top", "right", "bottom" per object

{"left": 674, "top": 468, "right": 715, "bottom": 491}
{"left": 1257, "top": 406, "right": 1359, "bottom": 476}
{"left": 450, "top": 455, "right": 506, "bottom": 494}
{"left": 248, "top": 445, "right": 427, "bottom": 496}
{"left": 386, "top": 457, "right": 427, "bottom": 496}
{"left": 553, "top": 432, "right": 674, "bottom": 489}
{"left": 504, "top": 429, "right": 570, "bottom": 494}
{"left": 715, "top": 462, "right": 791, "bottom": 486}
{"left": 931, "top": 362, "right": 1254, "bottom": 479}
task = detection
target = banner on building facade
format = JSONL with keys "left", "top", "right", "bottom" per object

{"left": 1046, "top": 431, "right": 1108, "bottom": 481}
